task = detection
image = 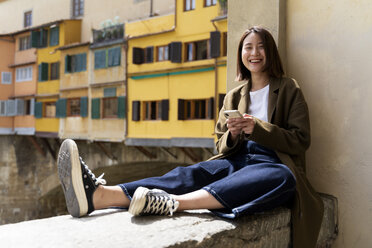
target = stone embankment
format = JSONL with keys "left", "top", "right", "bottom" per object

{"left": 0, "top": 194, "right": 337, "bottom": 248}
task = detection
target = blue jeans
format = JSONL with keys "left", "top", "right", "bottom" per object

{"left": 119, "top": 141, "right": 296, "bottom": 219}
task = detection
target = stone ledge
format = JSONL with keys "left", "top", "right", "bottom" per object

{"left": 0, "top": 195, "right": 337, "bottom": 248}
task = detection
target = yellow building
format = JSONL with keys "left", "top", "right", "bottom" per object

{"left": 125, "top": 0, "right": 227, "bottom": 148}
{"left": 33, "top": 20, "right": 81, "bottom": 138}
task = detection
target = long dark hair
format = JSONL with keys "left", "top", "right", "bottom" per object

{"left": 236, "top": 26, "right": 284, "bottom": 81}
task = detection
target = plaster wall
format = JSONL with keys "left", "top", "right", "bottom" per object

{"left": 286, "top": 1, "right": 372, "bottom": 247}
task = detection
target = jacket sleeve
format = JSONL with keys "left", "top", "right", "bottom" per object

{"left": 249, "top": 86, "right": 311, "bottom": 155}
{"left": 215, "top": 93, "right": 244, "bottom": 154}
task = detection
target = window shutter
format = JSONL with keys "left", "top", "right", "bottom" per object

{"left": 108, "top": 47, "right": 121, "bottom": 67}
{"left": 49, "top": 26, "right": 59, "bottom": 46}
{"left": 132, "top": 101, "right": 140, "bottom": 121}
{"left": 117, "top": 96, "right": 126, "bottom": 119}
{"left": 31, "top": 31, "right": 40, "bottom": 48}
{"left": 169, "top": 42, "right": 182, "bottom": 63}
{"left": 145, "top": 46, "right": 154, "bottom": 63}
{"left": 56, "top": 98, "right": 67, "bottom": 118}
{"left": 210, "top": 31, "right": 221, "bottom": 58}
{"left": 80, "top": 96, "right": 88, "bottom": 117}
{"left": 6, "top": 100, "right": 16, "bottom": 116}
{"left": 16, "top": 99, "right": 25, "bottom": 116}
{"left": 30, "top": 98, "right": 35, "bottom": 116}
{"left": 41, "top": 63, "right": 48, "bottom": 81}
{"left": 0, "top": 101, "right": 5, "bottom": 116}
{"left": 81, "top": 53, "right": 87, "bottom": 71}
{"left": 218, "top": 94, "right": 225, "bottom": 112}
{"left": 178, "top": 99, "right": 185, "bottom": 120}
{"left": 94, "top": 50, "right": 107, "bottom": 69}
{"left": 208, "top": 97, "right": 214, "bottom": 119}
{"left": 161, "top": 99, "right": 169, "bottom": 121}
{"left": 40, "top": 29, "right": 48, "bottom": 48}
{"left": 65, "top": 55, "right": 71, "bottom": 73}
{"left": 91, "top": 98, "right": 100, "bottom": 119}
{"left": 132, "top": 47, "right": 144, "bottom": 64}
{"left": 34, "top": 102, "right": 43, "bottom": 118}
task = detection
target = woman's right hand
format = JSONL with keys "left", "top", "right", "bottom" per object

{"left": 226, "top": 114, "right": 255, "bottom": 142}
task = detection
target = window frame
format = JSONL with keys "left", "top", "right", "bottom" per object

{"left": 44, "top": 101, "right": 56, "bottom": 118}
{"left": 102, "top": 97, "right": 118, "bottom": 119}
{"left": 19, "top": 35, "right": 31, "bottom": 51}
{"left": 24, "top": 10, "right": 32, "bottom": 28}
{"left": 67, "top": 98, "right": 81, "bottom": 117}
{"left": 72, "top": 0, "right": 84, "bottom": 17}
{"left": 16, "top": 66, "right": 32, "bottom": 82}
{"left": 142, "top": 100, "right": 162, "bottom": 121}
{"left": 1, "top": 71, "right": 12, "bottom": 84}
{"left": 50, "top": 62, "right": 60, "bottom": 80}
{"left": 185, "top": 39, "right": 210, "bottom": 62}
{"left": 204, "top": 0, "right": 217, "bottom": 7}
{"left": 157, "top": 45, "right": 169, "bottom": 62}
{"left": 184, "top": 0, "right": 196, "bottom": 11}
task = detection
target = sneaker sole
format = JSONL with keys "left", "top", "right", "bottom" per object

{"left": 57, "top": 139, "right": 88, "bottom": 217}
{"left": 128, "top": 187, "right": 149, "bottom": 216}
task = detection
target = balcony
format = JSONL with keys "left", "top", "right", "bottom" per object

{"left": 91, "top": 24, "right": 125, "bottom": 48}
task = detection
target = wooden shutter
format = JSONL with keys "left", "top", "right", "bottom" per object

{"left": 145, "top": 46, "right": 154, "bottom": 63}
{"left": 108, "top": 47, "right": 121, "bottom": 67}
{"left": 117, "top": 96, "right": 126, "bottom": 119}
{"left": 208, "top": 97, "right": 214, "bottom": 119}
{"left": 132, "top": 101, "right": 140, "bottom": 121}
{"left": 41, "top": 63, "right": 48, "bottom": 81}
{"left": 56, "top": 98, "right": 67, "bottom": 118}
{"left": 31, "top": 30, "right": 40, "bottom": 48}
{"left": 80, "top": 53, "right": 87, "bottom": 71}
{"left": 34, "top": 102, "right": 43, "bottom": 118}
{"left": 65, "top": 55, "right": 71, "bottom": 73}
{"left": 218, "top": 94, "right": 225, "bottom": 112}
{"left": 40, "top": 29, "right": 48, "bottom": 48}
{"left": 169, "top": 42, "right": 182, "bottom": 63}
{"left": 80, "top": 96, "right": 88, "bottom": 117}
{"left": 91, "top": 98, "right": 101, "bottom": 119}
{"left": 94, "top": 50, "right": 107, "bottom": 69}
{"left": 178, "top": 99, "right": 185, "bottom": 120}
{"left": 210, "top": 31, "right": 221, "bottom": 58}
{"left": 49, "top": 26, "right": 59, "bottom": 46}
{"left": 132, "top": 47, "right": 144, "bottom": 65}
{"left": 161, "top": 99, "right": 169, "bottom": 121}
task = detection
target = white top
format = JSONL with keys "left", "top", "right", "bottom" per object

{"left": 248, "top": 84, "right": 270, "bottom": 122}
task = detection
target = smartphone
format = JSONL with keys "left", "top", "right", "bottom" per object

{"left": 223, "top": 110, "right": 243, "bottom": 119}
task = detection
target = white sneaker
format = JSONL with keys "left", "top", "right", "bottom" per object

{"left": 129, "top": 187, "right": 179, "bottom": 216}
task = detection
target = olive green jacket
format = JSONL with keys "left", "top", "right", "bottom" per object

{"left": 209, "top": 77, "right": 324, "bottom": 248}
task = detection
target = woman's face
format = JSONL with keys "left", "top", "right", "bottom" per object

{"left": 241, "top": 32, "right": 267, "bottom": 75}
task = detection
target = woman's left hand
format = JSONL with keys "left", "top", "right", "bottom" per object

{"left": 226, "top": 113, "right": 255, "bottom": 135}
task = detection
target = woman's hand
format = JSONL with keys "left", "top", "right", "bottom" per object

{"left": 226, "top": 114, "right": 256, "bottom": 142}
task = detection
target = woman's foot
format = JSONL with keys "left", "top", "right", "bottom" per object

{"left": 57, "top": 139, "right": 106, "bottom": 217}
{"left": 128, "top": 187, "right": 179, "bottom": 216}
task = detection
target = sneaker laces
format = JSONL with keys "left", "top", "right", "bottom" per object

{"left": 143, "top": 191, "right": 179, "bottom": 216}
{"left": 80, "top": 157, "right": 107, "bottom": 186}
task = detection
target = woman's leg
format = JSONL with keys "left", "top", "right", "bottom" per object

{"left": 174, "top": 189, "right": 224, "bottom": 211}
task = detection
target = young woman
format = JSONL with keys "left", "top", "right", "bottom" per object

{"left": 57, "top": 26, "right": 323, "bottom": 248}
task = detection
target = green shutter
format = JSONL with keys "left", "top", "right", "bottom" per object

{"left": 94, "top": 50, "right": 107, "bottom": 69}
{"left": 65, "top": 55, "right": 71, "bottom": 73}
{"left": 108, "top": 47, "right": 121, "bottom": 67}
{"left": 34, "top": 102, "right": 43, "bottom": 118}
{"left": 49, "top": 26, "right": 59, "bottom": 46}
{"left": 91, "top": 98, "right": 100, "bottom": 119}
{"left": 56, "top": 98, "right": 67, "bottom": 118}
{"left": 81, "top": 53, "right": 87, "bottom": 71}
{"left": 41, "top": 63, "right": 49, "bottom": 81}
{"left": 40, "top": 29, "right": 48, "bottom": 48}
{"left": 31, "top": 31, "right": 40, "bottom": 48}
{"left": 117, "top": 96, "right": 126, "bottom": 119}
{"left": 80, "top": 97, "right": 88, "bottom": 117}
{"left": 38, "top": 64, "right": 42, "bottom": 81}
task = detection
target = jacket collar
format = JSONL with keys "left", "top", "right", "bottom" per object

{"left": 238, "top": 77, "right": 281, "bottom": 122}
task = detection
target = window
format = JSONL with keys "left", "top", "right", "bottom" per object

{"left": 67, "top": 98, "right": 80, "bottom": 116}
{"left": 65, "top": 53, "right": 87, "bottom": 73}
{"left": 157, "top": 45, "right": 169, "bottom": 61}
{"left": 185, "top": 40, "right": 209, "bottom": 61}
{"left": 50, "top": 62, "right": 60, "bottom": 80}
{"left": 44, "top": 102, "right": 56, "bottom": 118}
{"left": 72, "top": 0, "right": 84, "bottom": 17}
{"left": 31, "top": 29, "right": 48, "bottom": 48}
{"left": 204, "top": 0, "right": 217, "bottom": 7}
{"left": 38, "top": 63, "right": 48, "bottom": 81}
{"left": 49, "top": 26, "right": 59, "bottom": 46}
{"left": 24, "top": 11, "right": 32, "bottom": 28}
{"left": 1, "top": 72, "right": 12, "bottom": 84}
{"left": 184, "top": 0, "right": 196, "bottom": 11}
{"left": 19, "top": 36, "right": 31, "bottom": 51}
{"left": 103, "top": 97, "right": 118, "bottom": 118}
{"left": 178, "top": 98, "right": 214, "bottom": 120}
{"left": 16, "top": 66, "right": 32, "bottom": 82}
{"left": 94, "top": 47, "right": 121, "bottom": 69}
{"left": 0, "top": 101, "right": 6, "bottom": 116}
{"left": 143, "top": 101, "right": 161, "bottom": 120}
